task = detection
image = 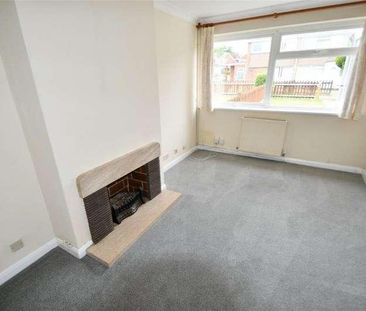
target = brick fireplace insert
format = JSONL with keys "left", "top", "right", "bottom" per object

{"left": 76, "top": 143, "right": 161, "bottom": 244}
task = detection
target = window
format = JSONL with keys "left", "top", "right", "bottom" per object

{"left": 213, "top": 22, "right": 364, "bottom": 113}
{"left": 213, "top": 37, "right": 271, "bottom": 104}
{"left": 235, "top": 67, "right": 245, "bottom": 80}
{"left": 250, "top": 40, "right": 271, "bottom": 53}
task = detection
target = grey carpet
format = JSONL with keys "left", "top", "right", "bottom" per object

{"left": 1, "top": 150, "right": 366, "bottom": 311}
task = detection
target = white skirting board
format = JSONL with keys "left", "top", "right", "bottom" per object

{"left": 0, "top": 238, "right": 93, "bottom": 286}
{"left": 0, "top": 238, "right": 58, "bottom": 286}
{"left": 57, "top": 238, "right": 93, "bottom": 259}
{"left": 197, "top": 144, "right": 366, "bottom": 181}
{"left": 163, "top": 147, "right": 198, "bottom": 172}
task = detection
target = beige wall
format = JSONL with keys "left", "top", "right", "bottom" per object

{"left": 12, "top": 0, "right": 161, "bottom": 248}
{"left": 200, "top": 4, "right": 366, "bottom": 170}
{"left": 0, "top": 0, "right": 78, "bottom": 249}
{"left": 0, "top": 55, "right": 54, "bottom": 272}
{"left": 154, "top": 9, "right": 197, "bottom": 168}
{"left": 200, "top": 111, "right": 366, "bottom": 168}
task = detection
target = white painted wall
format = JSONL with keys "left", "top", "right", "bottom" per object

{"left": 154, "top": 9, "right": 197, "bottom": 168}
{"left": 0, "top": 55, "right": 54, "bottom": 272}
{"left": 200, "top": 4, "right": 366, "bottom": 170}
{"left": 13, "top": 0, "right": 161, "bottom": 247}
{"left": 0, "top": 0, "right": 78, "bottom": 249}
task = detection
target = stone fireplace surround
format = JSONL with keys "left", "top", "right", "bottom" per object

{"left": 76, "top": 142, "right": 161, "bottom": 244}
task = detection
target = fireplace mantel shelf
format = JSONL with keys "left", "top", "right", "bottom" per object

{"left": 87, "top": 190, "right": 181, "bottom": 267}
{"left": 77, "top": 142, "right": 160, "bottom": 198}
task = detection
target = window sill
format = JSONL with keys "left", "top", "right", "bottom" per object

{"left": 213, "top": 103, "right": 339, "bottom": 116}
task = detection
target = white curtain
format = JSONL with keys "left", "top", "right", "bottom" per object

{"left": 197, "top": 26, "right": 214, "bottom": 112}
{"left": 339, "top": 22, "right": 366, "bottom": 120}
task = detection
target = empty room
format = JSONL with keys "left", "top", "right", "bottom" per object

{"left": 1, "top": 0, "right": 366, "bottom": 310}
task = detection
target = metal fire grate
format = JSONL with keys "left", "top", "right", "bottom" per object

{"left": 109, "top": 190, "right": 144, "bottom": 224}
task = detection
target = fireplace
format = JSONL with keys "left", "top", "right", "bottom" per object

{"left": 76, "top": 143, "right": 161, "bottom": 244}
{"left": 110, "top": 190, "right": 144, "bottom": 224}
{"left": 107, "top": 158, "right": 160, "bottom": 224}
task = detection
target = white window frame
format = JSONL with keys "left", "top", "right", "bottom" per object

{"left": 213, "top": 19, "right": 365, "bottom": 115}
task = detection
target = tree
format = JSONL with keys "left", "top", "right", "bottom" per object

{"left": 214, "top": 46, "right": 233, "bottom": 57}
{"left": 255, "top": 73, "right": 267, "bottom": 86}
{"left": 335, "top": 56, "right": 346, "bottom": 71}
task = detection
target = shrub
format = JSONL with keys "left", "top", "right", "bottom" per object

{"left": 335, "top": 56, "right": 346, "bottom": 71}
{"left": 255, "top": 74, "right": 267, "bottom": 86}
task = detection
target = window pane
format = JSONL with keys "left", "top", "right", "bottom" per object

{"left": 280, "top": 28, "right": 363, "bottom": 52}
{"left": 213, "top": 37, "right": 271, "bottom": 104}
{"left": 270, "top": 56, "right": 354, "bottom": 109}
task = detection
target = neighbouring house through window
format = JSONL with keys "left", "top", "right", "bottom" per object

{"left": 235, "top": 67, "right": 245, "bottom": 80}
{"left": 213, "top": 21, "right": 364, "bottom": 113}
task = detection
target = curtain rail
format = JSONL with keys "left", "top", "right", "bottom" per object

{"left": 196, "top": 0, "right": 366, "bottom": 28}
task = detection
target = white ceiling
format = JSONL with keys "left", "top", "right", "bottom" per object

{"left": 154, "top": 0, "right": 350, "bottom": 23}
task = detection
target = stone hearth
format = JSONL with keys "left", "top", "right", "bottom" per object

{"left": 87, "top": 190, "right": 181, "bottom": 267}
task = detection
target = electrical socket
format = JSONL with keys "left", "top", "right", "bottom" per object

{"left": 10, "top": 239, "right": 24, "bottom": 252}
{"left": 162, "top": 154, "right": 169, "bottom": 161}
{"left": 63, "top": 240, "right": 73, "bottom": 248}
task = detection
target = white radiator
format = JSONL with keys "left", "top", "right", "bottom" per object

{"left": 238, "top": 117, "right": 287, "bottom": 156}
